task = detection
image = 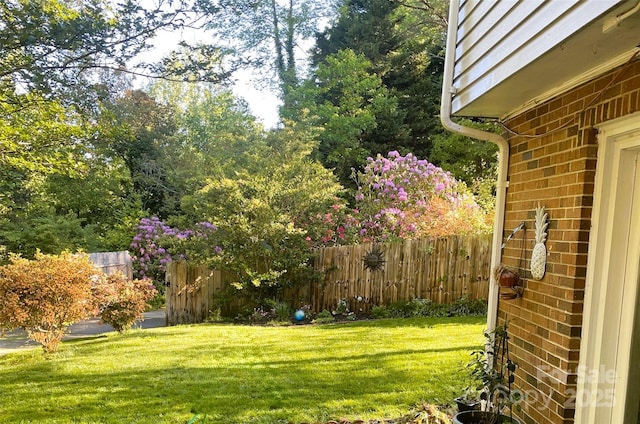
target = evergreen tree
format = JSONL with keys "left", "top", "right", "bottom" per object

{"left": 308, "top": 0, "right": 497, "bottom": 190}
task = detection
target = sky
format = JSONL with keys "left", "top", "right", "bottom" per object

{"left": 230, "top": 69, "right": 281, "bottom": 129}
{"left": 134, "top": 25, "right": 282, "bottom": 129}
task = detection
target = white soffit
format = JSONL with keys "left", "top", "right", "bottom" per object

{"left": 451, "top": 1, "right": 639, "bottom": 119}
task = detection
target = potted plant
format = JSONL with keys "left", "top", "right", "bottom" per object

{"left": 454, "top": 386, "right": 482, "bottom": 412}
{"left": 453, "top": 322, "right": 522, "bottom": 424}
{"left": 495, "top": 266, "right": 522, "bottom": 300}
{"left": 494, "top": 266, "right": 519, "bottom": 288}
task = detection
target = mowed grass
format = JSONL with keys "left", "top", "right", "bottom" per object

{"left": 0, "top": 317, "right": 485, "bottom": 424}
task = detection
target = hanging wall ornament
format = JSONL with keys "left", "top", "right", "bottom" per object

{"left": 363, "top": 245, "right": 385, "bottom": 272}
{"left": 530, "top": 204, "right": 548, "bottom": 280}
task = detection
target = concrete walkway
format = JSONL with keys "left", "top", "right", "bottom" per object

{"left": 0, "top": 310, "right": 167, "bottom": 356}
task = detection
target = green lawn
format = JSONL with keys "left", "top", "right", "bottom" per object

{"left": 0, "top": 317, "right": 485, "bottom": 424}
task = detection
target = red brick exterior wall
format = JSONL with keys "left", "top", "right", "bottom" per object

{"left": 498, "top": 57, "right": 640, "bottom": 424}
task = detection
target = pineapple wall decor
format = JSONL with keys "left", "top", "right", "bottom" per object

{"left": 531, "top": 204, "right": 548, "bottom": 280}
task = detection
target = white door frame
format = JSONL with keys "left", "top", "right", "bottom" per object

{"left": 576, "top": 112, "right": 640, "bottom": 424}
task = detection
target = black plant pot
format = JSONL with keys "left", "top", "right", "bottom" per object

{"left": 454, "top": 397, "right": 481, "bottom": 412}
{"left": 453, "top": 410, "right": 521, "bottom": 424}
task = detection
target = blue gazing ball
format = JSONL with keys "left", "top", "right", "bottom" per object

{"left": 294, "top": 310, "right": 305, "bottom": 321}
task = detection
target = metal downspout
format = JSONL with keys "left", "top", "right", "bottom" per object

{"left": 439, "top": 0, "right": 510, "bottom": 332}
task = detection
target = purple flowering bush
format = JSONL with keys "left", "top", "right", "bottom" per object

{"left": 308, "top": 152, "right": 491, "bottom": 245}
{"left": 353, "top": 151, "right": 490, "bottom": 240}
{"left": 129, "top": 217, "right": 222, "bottom": 289}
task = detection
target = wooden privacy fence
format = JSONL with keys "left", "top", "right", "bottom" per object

{"left": 89, "top": 251, "right": 133, "bottom": 279}
{"left": 164, "top": 234, "right": 492, "bottom": 324}
{"left": 310, "top": 235, "right": 491, "bottom": 314}
{"left": 165, "top": 262, "right": 230, "bottom": 325}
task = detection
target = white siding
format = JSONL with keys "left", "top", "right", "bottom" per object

{"left": 451, "top": 0, "right": 621, "bottom": 115}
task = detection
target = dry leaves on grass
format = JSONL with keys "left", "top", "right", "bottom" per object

{"left": 301, "top": 404, "right": 453, "bottom": 424}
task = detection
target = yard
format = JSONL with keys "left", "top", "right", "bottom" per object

{"left": 0, "top": 316, "right": 484, "bottom": 424}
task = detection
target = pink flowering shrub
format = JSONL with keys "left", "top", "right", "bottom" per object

{"left": 304, "top": 202, "right": 361, "bottom": 247}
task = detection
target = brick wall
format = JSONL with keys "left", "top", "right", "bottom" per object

{"left": 498, "top": 57, "right": 640, "bottom": 424}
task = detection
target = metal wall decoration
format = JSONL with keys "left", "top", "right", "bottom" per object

{"left": 498, "top": 222, "right": 526, "bottom": 300}
{"left": 363, "top": 245, "right": 385, "bottom": 272}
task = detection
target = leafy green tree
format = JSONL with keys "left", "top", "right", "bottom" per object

{"left": 0, "top": 95, "right": 88, "bottom": 178}
{"left": 0, "top": 0, "right": 228, "bottom": 104}
{"left": 0, "top": 0, "right": 234, "bottom": 258}
{"left": 149, "top": 81, "right": 265, "bottom": 196}
{"left": 41, "top": 154, "right": 144, "bottom": 251}
{"left": 0, "top": 94, "right": 100, "bottom": 257}
{"left": 0, "top": 105, "right": 143, "bottom": 257}
{"left": 97, "top": 89, "right": 181, "bottom": 218}
{"left": 307, "top": 0, "right": 498, "bottom": 197}
{"left": 287, "top": 49, "right": 403, "bottom": 188}
{"left": 313, "top": 0, "right": 401, "bottom": 70}
{"left": 0, "top": 210, "right": 96, "bottom": 257}
{"left": 180, "top": 121, "right": 344, "bottom": 304}
{"left": 310, "top": 0, "right": 448, "bottom": 162}
{"left": 429, "top": 119, "right": 499, "bottom": 187}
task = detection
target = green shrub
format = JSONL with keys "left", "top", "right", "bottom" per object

{"left": 243, "top": 307, "right": 271, "bottom": 324}
{"left": 93, "top": 273, "right": 158, "bottom": 332}
{"left": 449, "top": 296, "right": 487, "bottom": 316}
{"left": 180, "top": 125, "right": 344, "bottom": 308}
{"left": 386, "top": 298, "right": 431, "bottom": 317}
{"left": 379, "top": 297, "right": 486, "bottom": 319}
{"left": 146, "top": 293, "right": 165, "bottom": 311}
{"left": 371, "top": 305, "right": 390, "bottom": 319}
{"left": 312, "top": 309, "right": 335, "bottom": 324}
{"left": 204, "top": 308, "right": 223, "bottom": 323}
{"left": 267, "top": 300, "right": 292, "bottom": 321}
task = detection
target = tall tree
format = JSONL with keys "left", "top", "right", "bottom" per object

{"left": 313, "top": 0, "right": 401, "bottom": 70}
{"left": 98, "top": 90, "right": 180, "bottom": 218}
{"left": 286, "top": 49, "right": 405, "bottom": 188}
{"left": 0, "top": 0, "right": 228, "bottom": 104}
{"left": 0, "top": 0, "right": 234, "bottom": 258}
{"left": 0, "top": 92, "right": 144, "bottom": 256}
{"left": 308, "top": 0, "right": 498, "bottom": 195}
{"left": 311, "top": 0, "right": 448, "bottom": 161}
{"left": 149, "top": 81, "right": 264, "bottom": 185}
{"left": 206, "top": 0, "right": 336, "bottom": 111}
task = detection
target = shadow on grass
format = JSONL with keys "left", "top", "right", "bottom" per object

{"left": 312, "top": 316, "right": 485, "bottom": 330}
{"left": 0, "top": 317, "right": 485, "bottom": 424}
{"left": 0, "top": 362, "right": 459, "bottom": 423}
